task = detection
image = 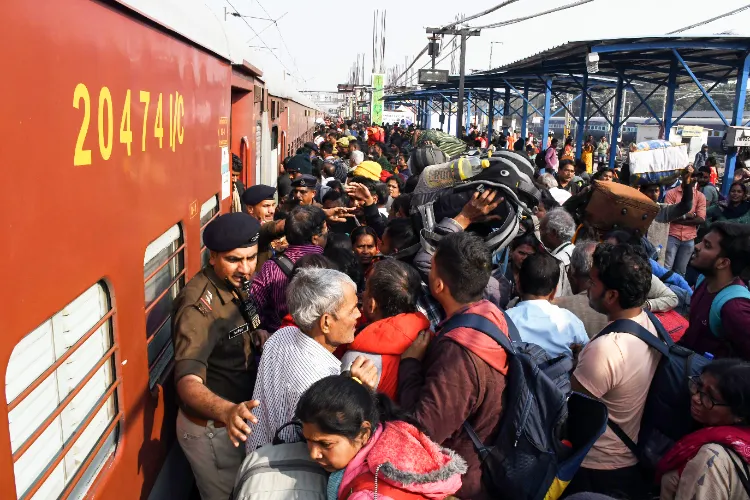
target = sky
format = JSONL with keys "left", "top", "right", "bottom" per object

{"left": 206, "top": 0, "right": 750, "bottom": 91}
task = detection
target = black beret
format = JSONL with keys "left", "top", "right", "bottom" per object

{"left": 203, "top": 213, "right": 260, "bottom": 252}
{"left": 303, "top": 141, "right": 319, "bottom": 152}
{"left": 291, "top": 174, "right": 318, "bottom": 189}
{"left": 242, "top": 184, "right": 276, "bottom": 206}
{"left": 286, "top": 154, "right": 313, "bottom": 175}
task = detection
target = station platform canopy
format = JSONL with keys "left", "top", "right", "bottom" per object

{"left": 384, "top": 35, "right": 750, "bottom": 194}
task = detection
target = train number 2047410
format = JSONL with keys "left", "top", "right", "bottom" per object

{"left": 72, "top": 83, "right": 185, "bottom": 166}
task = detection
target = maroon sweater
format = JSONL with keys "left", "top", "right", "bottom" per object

{"left": 398, "top": 303, "right": 508, "bottom": 500}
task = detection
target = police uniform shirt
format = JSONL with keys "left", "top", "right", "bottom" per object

{"left": 172, "top": 266, "right": 257, "bottom": 416}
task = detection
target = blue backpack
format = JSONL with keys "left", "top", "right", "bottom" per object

{"left": 597, "top": 310, "right": 710, "bottom": 470}
{"left": 695, "top": 275, "right": 750, "bottom": 337}
{"left": 439, "top": 312, "right": 608, "bottom": 500}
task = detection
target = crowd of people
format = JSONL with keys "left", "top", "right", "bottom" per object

{"left": 176, "top": 117, "right": 750, "bottom": 500}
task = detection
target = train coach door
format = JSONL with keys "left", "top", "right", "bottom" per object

{"left": 255, "top": 121, "right": 262, "bottom": 186}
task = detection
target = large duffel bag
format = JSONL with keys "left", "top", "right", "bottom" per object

{"left": 409, "top": 145, "right": 448, "bottom": 175}
{"left": 585, "top": 180, "right": 659, "bottom": 237}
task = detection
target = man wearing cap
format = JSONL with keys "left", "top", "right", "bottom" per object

{"left": 290, "top": 174, "right": 318, "bottom": 207}
{"left": 173, "top": 212, "right": 266, "bottom": 500}
{"left": 242, "top": 185, "right": 284, "bottom": 269}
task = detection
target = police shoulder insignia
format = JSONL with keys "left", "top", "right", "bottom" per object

{"left": 196, "top": 291, "right": 213, "bottom": 316}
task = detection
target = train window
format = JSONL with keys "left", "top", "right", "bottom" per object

{"left": 5, "top": 282, "right": 120, "bottom": 500}
{"left": 144, "top": 224, "right": 186, "bottom": 388}
{"left": 200, "top": 195, "right": 220, "bottom": 268}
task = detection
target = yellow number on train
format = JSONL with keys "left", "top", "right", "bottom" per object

{"left": 154, "top": 93, "right": 164, "bottom": 148}
{"left": 140, "top": 91, "right": 150, "bottom": 151}
{"left": 73, "top": 83, "right": 92, "bottom": 166}
{"left": 120, "top": 89, "right": 133, "bottom": 156}
{"left": 98, "top": 87, "right": 113, "bottom": 160}
{"left": 177, "top": 94, "right": 185, "bottom": 145}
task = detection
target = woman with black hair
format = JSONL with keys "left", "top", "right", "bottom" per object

{"left": 707, "top": 181, "right": 750, "bottom": 226}
{"left": 591, "top": 168, "right": 615, "bottom": 183}
{"left": 296, "top": 375, "right": 467, "bottom": 500}
{"left": 350, "top": 226, "right": 380, "bottom": 273}
{"left": 658, "top": 359, "right": 750, "bottom": 500}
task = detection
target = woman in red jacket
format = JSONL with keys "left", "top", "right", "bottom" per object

{"left": 296, "top": 375, "right": 466, "bottom": 500}
{"left": 340, "top": 259, "right": 431, "bottom": 400}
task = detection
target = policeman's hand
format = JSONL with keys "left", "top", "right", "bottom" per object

{"left": 323, "top": 206, "right": 356, "bottom": 222}
{"left": 345, "top": 182, "right": 375, "bottom": 206}
{"left": 401, "top": 330, "right": 432, "bottom": 362}
{"left": 349, "top": 356, "right": 379, "bottom": 390}
{"left": 222, "top": 400, "right": 260, "bottom": 447}
{"left": 252, "top": 329, "right": 270, "bottom": 351}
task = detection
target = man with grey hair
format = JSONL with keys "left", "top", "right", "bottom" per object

{"left": 553, "top": 241, "right": 609, "bottom": 338}
{"left": 540, "top": 208, "right": 577, "bottom": 298}
{"left": 246, "top": 267, "right": 377, "bottom": 452}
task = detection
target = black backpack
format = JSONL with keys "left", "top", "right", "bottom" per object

{"left": 534, "top": 149, "right": 547, "bottom": 169}
{"left": 596, "top": 310, "right": 711, "bottom": 470}
{"left": 439, "top": 312, "right": 608, "bottom": 500}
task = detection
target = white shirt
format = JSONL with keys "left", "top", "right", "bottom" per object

{"left": 247, "top": 326, "right": 341, "bottom": 452}
{"left": 507, "top": 299, "right": 589, "bottom": 358}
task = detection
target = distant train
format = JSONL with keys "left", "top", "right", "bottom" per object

{"left": 528, "top": 115, "right": 731, "bottom": 150}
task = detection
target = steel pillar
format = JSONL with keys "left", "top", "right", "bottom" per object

{"left": 575, "top": 72, "right": 588, "bottom": 158}
{"left": 447, "top": 100, "right": 452, "bottom": 134}
{"left": 502, "top": 87, "right": 511, "bottom": 137}
{"left": 488, "top": 88, "right": 495, "bottom": 141}
{"left": 724, "top": 53, "right": 750, "bottom": 196}
{"left": 466, "top": 91, "right": 472, "bottom": 132}
{"left": 664, "top": 60, "right": 678, "bottom": 140}
{"left": 541, "top": 79, "right": 552, "bottom": 150}
{"left": 609, "top": 75, "right": 625, "bottom": 170}
{"left": 426, "top": 98, "right": 432, "bottom": 129}
{"left": 521, "top": 84, "right": 529, "bottom": 141}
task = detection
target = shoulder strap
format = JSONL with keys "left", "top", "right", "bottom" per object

{"left": 709, "top": 285, "right": 750, "bottom": 338}
{"left": 272, "top": 253, "right": 295, "bottom": 278}
{"left": 724, "top": 446, "right": 750, "bottom": 497}
{"left": 595, "top": 310, "right": 671, "bottom": 357}
{"left": 438, "top": 312, "right": 518, "bottom": 352}
{"left": 606, "top": 420, "right": 641, "bottom": 460}
{"left": 659, "top": 269, "right": 675, "bottom": 284}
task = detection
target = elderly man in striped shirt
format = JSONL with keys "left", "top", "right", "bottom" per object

{"left": 247, "top": 267, "right": 377, "bottom": 451}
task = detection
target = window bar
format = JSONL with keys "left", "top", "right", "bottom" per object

{"left": 12, "top": 346, "right": 119, "bottom": 461}
{"left": 57, "top": 414, "right": 121, "bottom": 500}
{"left": 19, "top": 385, "right": 122, "bottom": 500}
{"left": 144, "top": 269, "right": 186, "bottom": 316}
{"left": 146, "top": 313, "right": 172, "bottom": 346}
{"left": 7, "top": 309, "right": 116, "bottom": 413}
{"left": 143, "top": 243, "right": 186, "bottom": 284}
{"left": 200, "top": 210, "right": 220, "bottom": 231}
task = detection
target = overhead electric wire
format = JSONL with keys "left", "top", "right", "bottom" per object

{"left": 225, "top": 0, "right": 304, "bottom": 82}
{"left": 473, "top": 0, "right": 596, "bottom": 29}
{"left": 252, "top": 0, "right": 300, "bottom": 77}
{"left": 667, "top": 3, "right": 750, "bottom": 34}
{"left": 442, "top": 0, "right": 521, "bottom": 28}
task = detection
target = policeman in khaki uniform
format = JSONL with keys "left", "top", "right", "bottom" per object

{"left": 173, "top": 212, "right": 266, "bottom": 500}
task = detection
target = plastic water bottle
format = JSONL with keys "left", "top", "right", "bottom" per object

{"left": 449, "top": 156, "right": 490, "bottom": 181}
{"left": 418, "top": 156, "right": 490, "bottom": 192}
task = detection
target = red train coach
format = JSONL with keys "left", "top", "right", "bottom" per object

{"left": 0, "top": 1, "right": 317, "bottom": 499}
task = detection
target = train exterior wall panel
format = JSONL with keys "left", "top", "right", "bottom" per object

{"left": 0, "top": 1, "right": 231, "bottom": 498}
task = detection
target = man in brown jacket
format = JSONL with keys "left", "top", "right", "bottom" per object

{"left": 398, "top": 232, "right": 509, "bottom": 500}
